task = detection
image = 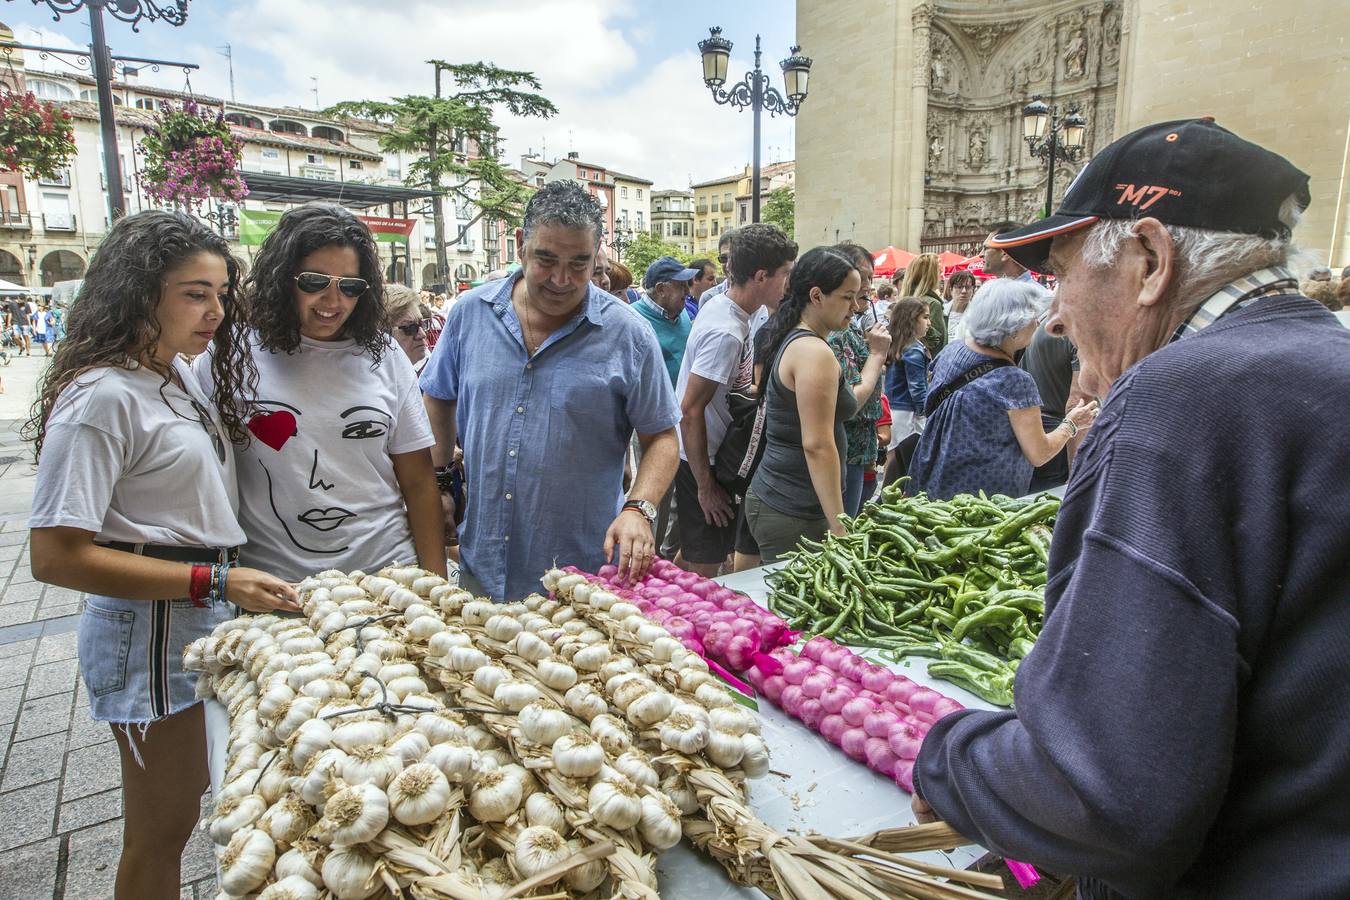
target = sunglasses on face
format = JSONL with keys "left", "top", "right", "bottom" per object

{"left": 394, "top": 319, "right": 429, "bottom": 337}
{"left": 294, "top": 271, "right": 369, "bottom": 298}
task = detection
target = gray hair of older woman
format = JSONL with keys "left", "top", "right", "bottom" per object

{"left": 962, "top": 278, "right": 1051, "bottom": 346}
{"left": 383, "top": 284, "right": 422, "bottom": 327}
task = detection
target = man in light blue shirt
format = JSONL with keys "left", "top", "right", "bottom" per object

{"left": 420, "top": 182, "right": 680, "bottom": 601}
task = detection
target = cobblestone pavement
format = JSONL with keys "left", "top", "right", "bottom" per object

{"left": 0, "top": 352, "right": 218, "bottom": 898}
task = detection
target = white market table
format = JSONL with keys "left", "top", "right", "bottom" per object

{"left": 204, "top": 563, "right": 998, "bottom": 897}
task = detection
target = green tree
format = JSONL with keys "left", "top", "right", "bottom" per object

{"left": 762, "top": 186, "right": 795, "bottom": 237}
{"left": 621, "top": 231, "right": 689, "bottom": 286}
{"left": 327, "top": 61, "right": 557, "bottom": 287}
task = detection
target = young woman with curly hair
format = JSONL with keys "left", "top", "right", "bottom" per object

{"left": 198, "top": 203, "right": 445, "bottom": 581}
{"left": 25, "top": 210, "right": 299, "bottom": 899}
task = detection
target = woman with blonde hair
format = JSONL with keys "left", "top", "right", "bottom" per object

{"left": 385, "top": 284, "right": 431, "bottom": 370}
{"left": 899, "top": 252, "right": 947, "bottom": 355}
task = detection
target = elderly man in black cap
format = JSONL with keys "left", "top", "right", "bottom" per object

{"left": 912, "top": 119, "right": 1350, "bottom": 899}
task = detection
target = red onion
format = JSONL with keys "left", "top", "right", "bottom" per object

{"left": 819, "top": 714, "right": 848, "bottom": 745}
{"left": 860, "top": 665, "right": 894, "bottom": 694}
{"left": 780, "top": 684, "right": 804, "bottom": 714}
{"left": 840, "top": 727, "right": 869, "bottom": 761}
{"left": 799, "top": 698, "right": 826, "bottom": 730}
{"left": 841, "top": 697, "right": 877, "bottom": 727}
{"left": 781, "top": 658, "right": 814, "bottom": 686}
{"left": 893, "top": 760, "right": 915, "bottom": 793}
{"left": 884, "top": 679, "right": 917, "bottom": 708}
{"left": 864, "top": 737, "right": 899, "bottom": 776}
{"left": 725, "top": 635, "right": 757, "bottom": 671}
{"left": 819, "top": 684, "right": 855, "bottom": 714}
{"left": 762, "top": 675, "right": 786, "bottom": 703}
{"left": 800, "top": 671, "right": 833, "bottom": 700}
{"left": 886, "top": 723, "right": 923, "bottom": 760}
{"left": 863, "top": 708, "right": 900, "bottom": 739}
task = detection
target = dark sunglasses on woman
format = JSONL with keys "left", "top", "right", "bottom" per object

{"left": 394, "top": 319, "right": 430, "bottom": 337}
{"left": 294, "top": 272, "right": 369, "bottom": 298}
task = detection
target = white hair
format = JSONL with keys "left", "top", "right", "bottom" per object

{"left": 963, "top": 278, "right": 1051, "bottom": 346}
{"left": 1079, "top": 193, "right": 1309, "bottom": 316}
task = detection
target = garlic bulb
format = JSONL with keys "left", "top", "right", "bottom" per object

{"left": 650, "top": 636, "right": 685, "bottom": 662}
{"left": 256, "top": 754, "right": 295, "bottom": 804}
{"left": 332, "top": 719, "right": 392, "bottom": 753}
{"left": 463, "top": 724, "right": 498, "bottom": 751}
{"left": 704, "top": 729, "right": 746, "bottom": 768}
{"left": 209, "top": 792, "right": 266, "bottom": 845}
{"left": 563, "top": 683, "right": 608, "bottom": 721}
{"left": 511, "top": 630, "right": 551, "bottom": 662}
{"left": 613, "top": 749, "right": 658, "bottom": 789}
{"left": 276, "top": 696, "right": 321, "bottom": 742}
{"left": 709, "top": 706, "right": 754, "bottom": 737}
{"left": 588, "top": 590, "right": 618, "bottom": 611}
{"left": 258, "top": 874, "right": 320, "bottom": 900}
{"left": 659, "top": 711, "right": 709, "bottom": 754}
{"left": 386, "top": 675, "right": 429, "bottom": 701}
{"left": 321, "top": 846, "right": 381, "bottom": 900}
{"left": 625, "top": 690, "right": 675, "bottom": 729}
{"left": 634, "top": 623, "right": 667, "bottom": 645}
{"left": 317, "top": 782, "right": 389, "bottom": 846}
{"left": 428, "top": 630, "right": 471, "bottom": 657}
{"left": 637, "top": 792, "right": 684, "bottom": 849}
{"left": 218, "top": 826, "right": 276, "bottom": 895}
{"left": 493, "top": 680, "right": 543, "bottom": 712}
{"left": 411, "top": 575, "right": 444, "bottom": 596}
{"left": 740, "top": 733, "right": 770, "bottom": 778}
{"left": 468, "top": 768, "right": 523, "bottom": 822}
{"left": 424, "top": 738, "right": 482, "bottom": 783}
{"left": 514, "top": 825, "right": 571, "bottom": 880}
{"left": 287, "top": 661, "right": 337, "bottom": 692}
{"left": 301, "top": 676, "right": 351, "bottom": 701}
{"left": 588, "top": 776, "right": 642, "bottom": 830}
{"left": 484, "top": 614, "right": 523, "bottom": 642}
{"left": 297, "top": 749, "right": 345, "bottom": 807}
{"left": 407, "top": 615, "right": 445, "bottom": 642}
{"left": 551, "top": 732, "right": 605, "bottom": 778}
{"left": 340, "top": 743, "right": 403, "bottom": 789}
{"left": 608, "top": 601, "right": 641, "bottom": 620}
{"left": 695, "top": 682, "right": 735, "bottom": 709}
{"left": 563, "top": 837, "right": 607, "bottom": 892}
{"left": 461, "top": 600, "right": 496, "bottom": 626}
{"left": 472, "top": 664, "right": 511, "bottom": 696}
{"left": 590, "top": 714, "right": 632, "bottom": 755}
{"left": 260, "top": 794, "right": 315, "bottom": 845}
{"left": 387, "top": 762, "right": 452, "bottom": 826}
{"left": 289, "top": 717, "right": 333, "bottom": 771}
{"left": 661, "top": 772, "right": 700, "bottom": 815}
{"left": 518, "top": 703, "right": 573, "bottom": 746}
{"left": 414, "top": 710, "right": 463, "bottom": 745}
{"left": 388, "top": 730, "right": 431, "bottom": 766}
{"left": 448, "top": 646, "right": 489, "bottom": 673}
{"left": 572, "top": 643, "right": 611, "bottom": 672}
{"left": 275, "top": 843, "right": 323, "bottom": 887}
{"left": 257, "top": 681, "right": 296, "bottom": 723}
{"left": 524, "top": 792, "right": 569, "bottom": 834}
{"left": 599, "top": 657, "right": 638, "bottom": 683}
{"left": 376, "top": 661, "right": 419, "bottom": 682}
{"left": 537, "top": 659, "right": 579, "bottom": 692}
{"left": 365, "top": 637, "right": 405, "bottom": 660}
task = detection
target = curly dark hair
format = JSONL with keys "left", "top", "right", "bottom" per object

{"left": 26, "top": 210, "right": 256, "bottom": 459}
{"left": 755, "top": 246, "right": 858, "bottom": 376}
{"left": 885, "top": 297, "right": 931, "bottom": 364}
{"left": 245, "top": 203, "right": 386, "bottom": 361}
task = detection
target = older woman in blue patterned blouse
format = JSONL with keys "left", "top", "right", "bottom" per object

{"left": 910, "top": 279, "right": 1098, "bottom": 499}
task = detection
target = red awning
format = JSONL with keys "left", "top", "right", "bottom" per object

{"left": 872, "top": 246, "right": 915, "bottom": 278}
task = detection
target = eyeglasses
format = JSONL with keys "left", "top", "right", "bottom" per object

{"left": 394, "top": 319, "right": 429, "bottom": 337}
{"left": 294, "top": 272, "right": 369, "bottom": 298}
{"left": 718, "top": 254, "right": 729, "bottom": 265}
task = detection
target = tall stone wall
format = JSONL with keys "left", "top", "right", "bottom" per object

{"left": 1117, "top": 0, "right": 1350, "bottom": 265}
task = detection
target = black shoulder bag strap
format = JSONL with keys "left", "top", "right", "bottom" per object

{"left": 923, "top": 358, "right": 1012, "bottom": 417}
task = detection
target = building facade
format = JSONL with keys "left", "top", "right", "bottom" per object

{"left": 795, "top": 0, "right": 1349, "bottom": 265}
{"left": 610, "top": 171, "right": 653, "bottom": 242}
{"left": 516, "top": 153, "right": 657, "bottom": 260}
{"left": 650, "top": 189, "right": 695, "bottom": 256}
{"left": 691, "top": 161, "right": 797, "bottom": 255}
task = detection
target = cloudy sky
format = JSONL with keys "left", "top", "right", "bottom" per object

{"left": 5, "top": 0, "right": 801, "bottom": 191}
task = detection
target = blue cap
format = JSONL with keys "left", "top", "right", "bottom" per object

{"left": 643, "top": 256, "right": 701, "bottom": 290}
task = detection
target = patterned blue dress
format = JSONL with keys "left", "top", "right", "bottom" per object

{"left": 910, "top": 343, "right": 1043, "bottom": 499}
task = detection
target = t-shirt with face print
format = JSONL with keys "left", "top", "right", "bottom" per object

{"left": 194, "top": 331, "right": 434, "bottom": 582}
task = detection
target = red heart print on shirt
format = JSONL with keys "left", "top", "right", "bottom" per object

{"left": 247, "top": 410, "right": 297, "bottom": 451}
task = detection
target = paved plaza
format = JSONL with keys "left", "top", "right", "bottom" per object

{"left": 0, "top": 352, "right": 217, "bottom": 899}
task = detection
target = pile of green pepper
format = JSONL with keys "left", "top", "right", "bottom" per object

{"left": 765, "top": 483, "right": 1059, "bottom": 707}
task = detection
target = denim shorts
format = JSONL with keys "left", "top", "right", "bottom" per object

{"left": 79, "top": 594, "right": 235, "bottom": 725}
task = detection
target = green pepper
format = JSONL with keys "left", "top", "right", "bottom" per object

{"left": 952, "top": 604, "right": 1027, "bottom": 642}
{"left": 927, "top": 661, "right": 1015, "bottom": 706}
{"left": 1008, "top": 637, "right": 1036, "bottom": 659}
{"left": 937, "top": 638, "right": 1008, "bottom": 673}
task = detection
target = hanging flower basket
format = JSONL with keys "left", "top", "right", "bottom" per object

{"left": 0, "top": 91, "right": 77, "bottom": 181}
{"left": 139, "top": 99, "right": 248, "bottom": 209}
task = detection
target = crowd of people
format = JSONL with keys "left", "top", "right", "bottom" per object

{"left": 16, "top": 117, "right": 1350, "bottom": 899}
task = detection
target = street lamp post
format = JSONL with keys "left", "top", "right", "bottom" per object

{"left": 24, "top": 0, "right": 192, "bottom": 221}
{"left": 608, "top": 224, "right": 634, "bottom": 262}
{"left": 1021, "top": 97, "right": 1087, "bottom": 215}
{"left": 697, "top": 27, "right": 811, "bottom": 223}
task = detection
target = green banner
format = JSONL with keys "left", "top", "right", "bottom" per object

{"left": 239, "top": 209, "right": 283, "bottom": 246}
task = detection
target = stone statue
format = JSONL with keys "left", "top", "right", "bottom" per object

{"left": 1065, "top": 28, "right": 1088, "bottom": 78}
{"left": 930, "top": 54, "right": 948, "bottom": 89}
{"left": 929, "top": 135, "right": 944, "bottom": 164}
{"left": 968, "top": 130, "right": 987, "bottom": 167}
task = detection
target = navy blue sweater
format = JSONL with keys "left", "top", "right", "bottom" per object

{"left": 915, "top": 295, "right": 1350, "bottom": 898}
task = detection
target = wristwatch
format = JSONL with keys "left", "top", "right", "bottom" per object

{"left": 622, "top": 499, "right": 658, "bottom": 529}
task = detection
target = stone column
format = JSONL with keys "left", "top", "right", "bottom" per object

{"left": 907, "top": 3, "right": 933, "bottom": 249}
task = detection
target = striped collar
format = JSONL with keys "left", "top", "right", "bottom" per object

{"left": 1169, "top": 266, "right": 1299, "bottom": 343}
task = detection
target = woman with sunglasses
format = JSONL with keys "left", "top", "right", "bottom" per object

{"left": 26, "top": 210, "right": 299, "bottom": 899}
{"left": 205, "top": 204, "right": 446, "bottom": 583}
{"left": 385, "top": 284, "right": 431, "bottom": 371}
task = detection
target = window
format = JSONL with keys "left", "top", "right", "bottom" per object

{"left": 311, "top": 125, "right": 345, "bottom": 142}
{"left": 636, "top": 212, "right": 643, "bottom": 229}
{"left": 387, "top": 166, "right": 402, "bottom": 179}
{"left": 637, "top": 189, "right": 643, "bottom": 200}
{"left": 348, "top": 160, "right": 363, "bottom": 170}
{"left": 30, "top": 80, "right": 75, "bottom": 101}
{"left": 724, "top": 192, "right": 731, "bottom": 204}
{"left": 225, "top": 112, "right": 266, "bottom": 130}
{"left": 134, "top": 97, "right": 157, "bottom": 110}
{"left": 578, "top": 168, "right": 587, "bottom": 179}
{"left": 306, "top": 153, "right": 325, "bottom": 165}
{"left": 711, "top": 221, "right": 719, "bottom": 236}
{"left": 620, "top": 186, "right": 628, "bottom": 199}
{"left": 505, "top": 237, "right": 516, "bottom": 263}
{"left": 261, "top": 148, "right": 280, "bottom": 160}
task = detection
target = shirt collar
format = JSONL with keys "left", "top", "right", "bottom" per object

{"left": 1169, "top": 266, "right": 1299, "bottom": 343}
{"left": 480, "top": 270, "right": 606, "bottom": 327}
{"left": 638, "top": 296, "right": 681, "bottom": 322}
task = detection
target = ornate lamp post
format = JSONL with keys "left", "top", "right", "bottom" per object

{"left": 607, "top": 224, "right": 634, "bottom": 261}
{"left": 697, "top": 27, "right": 811, "bottom": 223}
{"left": 1022, "top": 96, "right": 1086, "bottom": 215}
{"left": 24, "top": 0, "right": 192, "bottom": 221}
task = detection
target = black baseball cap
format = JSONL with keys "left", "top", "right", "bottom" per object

{"left": 989, "top": 118, "right": 1311, "bottom": 271}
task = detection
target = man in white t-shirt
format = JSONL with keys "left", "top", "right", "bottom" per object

{"left": 673, "top": 223, "right": 797, "bottom": 576}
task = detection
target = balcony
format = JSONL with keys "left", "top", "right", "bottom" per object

{"left": 44, "top": 213, "right": 76, "bottom": 232}
{"left": 0, "top": 211, "right": 31, "bottom": 230}
{"left": 696, "top": 227, "right": 709, "bottom": 239}
{"left": 696, "top": 203, "right": 708, "bottom": 215}
{"left": 721, "top": 201, "right": 734, "bottom": 212}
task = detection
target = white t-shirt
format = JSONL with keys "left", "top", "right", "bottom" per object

{"left": 195, "top": 332, "right": 434, "bottom": 581}
{"left": 30, "top": 359, "right": 246, "bottom": 547}
{"left": 674, "top": 293, "right": 753, "bottom": 462}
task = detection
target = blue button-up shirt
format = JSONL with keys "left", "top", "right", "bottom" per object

{"left": 420, "top": 273, "right": 680, "bottom": 601}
